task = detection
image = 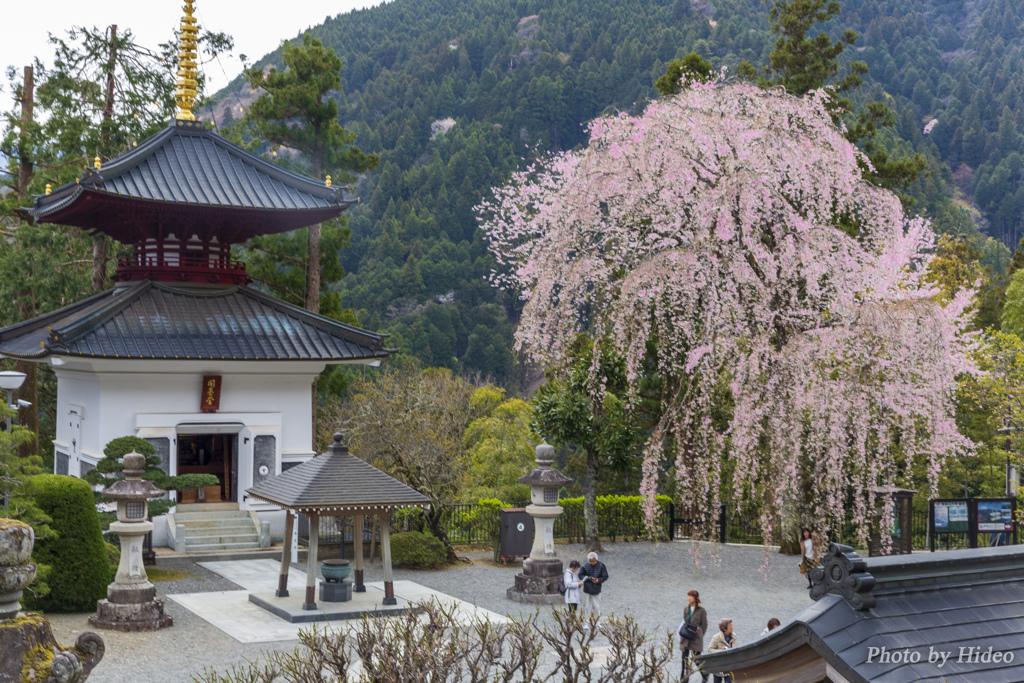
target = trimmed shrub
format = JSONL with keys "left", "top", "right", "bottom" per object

{"left": 104, "top": 541, "right": 121, "bottom": 566}
{"left": 389, "top": 531, "right": 447, "bottom": 569}
{"left": 557, "top": 494, "right": 673, "bottom": 541}
{"left": 22, "top": 474, "right": 112, "bottom": 612}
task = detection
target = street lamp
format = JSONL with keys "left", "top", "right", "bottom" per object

{"left": 0, "top": 371, "right": 26, "bottom": 434}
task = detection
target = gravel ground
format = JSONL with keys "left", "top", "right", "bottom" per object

{"left": 45, "top": 541, "right": 812, "bottom": 682}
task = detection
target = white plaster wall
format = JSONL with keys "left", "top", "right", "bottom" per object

{"left": 53, "top": 359, "right": 323, "bottom": 460}
{"left": 49, "top": 358, "right": 335, "bottom": 521}
{"left": 152, "top": 514, "right": 168, "bottom": 546}
{"left": 52, "top": 371, "right": 103, "bottom": 475}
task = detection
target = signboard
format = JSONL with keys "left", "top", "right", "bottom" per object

{"left": 200, "top": 375, "right": 222, "bottom": 413}
{"left": 977, "top": 501, "right": 1014, "bottom": 532}
{"left": 933, "top": 501, "right": 969, "bottom": 533}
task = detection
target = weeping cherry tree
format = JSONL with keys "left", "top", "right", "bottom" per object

{"left": 482, "top": 82, "right": 977, "bottom": 548}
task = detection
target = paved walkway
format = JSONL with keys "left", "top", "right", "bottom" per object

{"left": 165, "top": 559, "right": 505, "bottom": 643}
{"left": 44, "top": 541, "right": 812, "bottom": 682}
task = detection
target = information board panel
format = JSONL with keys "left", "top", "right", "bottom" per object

{"left": 977, "top": 500, "right": 1014, "bottom": 532}
{"left": 932, "top": 500, "right": 969, "bottom": 533}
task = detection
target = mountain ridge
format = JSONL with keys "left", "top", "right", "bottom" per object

{"left": 212, "top": 0, "right": 1024, "bottom": 388}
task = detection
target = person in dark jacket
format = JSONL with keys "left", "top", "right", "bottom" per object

{"left": 576, "top": 551, "right": 608, "bottom": 627}
{"left": 678, "top": 589, "right": 708, "bottom": 683}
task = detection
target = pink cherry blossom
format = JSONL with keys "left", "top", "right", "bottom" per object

{"left": 481, "top": 83, "right": 976, "bottom": 546}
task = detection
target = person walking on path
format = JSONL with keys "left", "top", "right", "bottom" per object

{"left": 563, "top": 560, "right": 582, "bottom": 613}
{"left": 678, "top": 589, "right": 708, "bottom": 683}
{"left": 576, "top": 551, "right": 608, "bottom": 627}
{"left": 798, "top": 528, "right": 819, "bottom": 589}
{"left": 706, "top": 618, "right": 739, "bottom": 683}
{"left": 760, "top": 617, "right": 781, "bottom": 636}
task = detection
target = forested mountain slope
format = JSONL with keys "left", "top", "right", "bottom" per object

{"left": 213, "top": 0, "right": 1024, "bottom": 388}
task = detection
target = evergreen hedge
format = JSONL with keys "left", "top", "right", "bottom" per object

{"left": 556, "top": 494, "right": 673, "bottom": 541}
{"left": 389, "top": 531, "right": 447, "bottom": 569}
{"left": 22, "top": 474, "right": 112, "bottom": 612}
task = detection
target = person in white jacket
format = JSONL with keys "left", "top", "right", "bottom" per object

{"left": 563, "top": 560, "right": 582, "bottom": 612}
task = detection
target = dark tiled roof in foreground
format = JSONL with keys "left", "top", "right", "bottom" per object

{"left": 700, "top": 545, "right": 1024, "bottom": 683}
{"left": 246, "top": 435, "right": 431, "bottom": 510}
{"left": 0, "top": 280, "right": 393, "bottom": 362}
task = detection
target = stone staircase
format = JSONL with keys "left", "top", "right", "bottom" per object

{"left": 167, "top": 503, "right": 267, "bottom": 553}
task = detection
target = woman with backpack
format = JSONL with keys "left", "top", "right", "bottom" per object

{"left": 562, "top": 560, "right": 582, "bottom": 612}
{"left": 678, "top": 589, "right": 708, "bottom": 682}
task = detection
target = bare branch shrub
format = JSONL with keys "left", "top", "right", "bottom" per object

{"left": 193, "top": 599, "right": 677, "bottom": 683}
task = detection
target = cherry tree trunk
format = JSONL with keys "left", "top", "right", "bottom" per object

{"left": 583, "top": 450, "right": 603, "bottom": 552}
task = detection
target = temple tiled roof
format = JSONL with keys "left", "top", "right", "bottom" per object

{"left": 25, "top": 120, "right": 354, "bottom": 241}
{"left": 0, "top": 280, "right": 393, "bottom": 362}
{"left": 246, "top": 435, "right": 431, "bottom": 511}
{"left": 700, "top": 544, "right": 1024, "bottom": 683}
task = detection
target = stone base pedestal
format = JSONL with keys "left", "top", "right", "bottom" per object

{"left": 1, "top": 612, "right": 104, "bottom": 682}
{"left": 506, "top": 558, "right": 564, "bottom": 604}
{"left": 89, "top": 583, "right": 172, "bottom": 632}
{"left": 319, "top": 579, "right": 352, "bottom": 603}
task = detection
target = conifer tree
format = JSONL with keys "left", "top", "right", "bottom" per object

{"left": 242, "top": 34, "right": 378, "bottom": 315}
{"left": 733, "top": 0, "right": 925, "bottom": 192}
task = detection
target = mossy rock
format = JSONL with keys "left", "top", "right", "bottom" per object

{"left": 21, "top": 475, "right": 111, "bottom": 613}
{"left": 389, "top": 531, "right": 447, "bottom": 569}
{"left": 0, "top": 611, "right": 104, "bottom": 681}
{"left": 0, "top": 519, "right": 34, "bottom": 566}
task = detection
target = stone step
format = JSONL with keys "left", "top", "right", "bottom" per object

{"left": 175, "top": 502, "right": 240, "bottom": 513}
{"left": 184, "top": 532, "right": 260, "bottom": 545}
{"left": 173, "top": 511, "right": 251, "bottom": 523}
{"left": 177, "top": 518, "right": 255, "bottom": 529}
{"left": 185, "top": 540, "right": 261, "bottom": 552}
{"left": 182, "top": 523, "right": 257, "bottom": 536}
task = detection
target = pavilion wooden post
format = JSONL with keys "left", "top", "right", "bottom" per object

{"left": 380, "top": 509, "right": 396, "bottom": 605}
{"left": 276, "top": 509, "right": 294, "bottom": 597}
{"left": 303, "top": 512, "right": 320, "bottom": 610}
{"left": 353, "top": 513, "right": 365, "bottom": 592}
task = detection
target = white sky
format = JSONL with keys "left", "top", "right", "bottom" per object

{"left": 2, "top": 0, "right": 386, "bottom": 97}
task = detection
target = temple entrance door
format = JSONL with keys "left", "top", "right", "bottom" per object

{"left": 176, "top": 433, "right": 238, "bottom": 503}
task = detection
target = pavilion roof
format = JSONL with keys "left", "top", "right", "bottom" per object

{"left": 25, "top": 120, "right": 355, "bottom": 243}
{"left": 0, "top": 279, "right": 393, "bottom": 362}
{"left": 246, "top": 434, "right": 431, "bottom": 512}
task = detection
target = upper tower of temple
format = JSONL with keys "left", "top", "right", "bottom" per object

{"left": 25, "top": 0, "right": 350, "bottom": 286}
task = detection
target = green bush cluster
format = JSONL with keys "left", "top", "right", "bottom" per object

{"left": 104, "top": 541, "right": 121, "bottom": 567}
{"left": 389, "top": 531, "right": 447, "bottom": 569}
{"left": 22, "top": 474, "right": 112, "bottom": 612}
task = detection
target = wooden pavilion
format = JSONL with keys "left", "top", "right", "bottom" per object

{"left": 245, "top": 433, "right": 430, "bottom": 611}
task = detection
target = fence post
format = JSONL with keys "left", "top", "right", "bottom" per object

{"left": 668, "top": 503, "right": 674, "bottom": 541}
{"left": 719, "top": 504, "right": 727, "bottom": 544}
{"left": 928, "top": 500, "right": 934, "bottom": 553}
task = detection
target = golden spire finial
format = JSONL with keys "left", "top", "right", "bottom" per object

{"left": 45, "top": 183, "right": 52, "bottom": 195}
{"left": 325, "top": 175, "right": 332, "bottom": 188}
{"left": 94, "top": 156, "right": 102, "bottom": 170}
{"left": 175, "top": 0, "right": 199, "bottom": 121}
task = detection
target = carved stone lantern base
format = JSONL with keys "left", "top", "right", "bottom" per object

{"left": 506, "top": 558, "right": 564, "bottom": 604}
{"left": 89, "top": 583, "right": 172, "bottom": 632}
{"left": 1, "top": 613, "right": 104, "bottom": 682}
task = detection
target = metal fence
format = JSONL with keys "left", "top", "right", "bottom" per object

{"left": 298, "top": 500, "right": 1016, "bottom": 552}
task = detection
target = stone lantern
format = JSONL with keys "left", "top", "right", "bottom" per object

{"left": 89, "top": 452, "right": 172, "bottom": 631}
{"left": 507, "top": 442, "right": 572, "bottom": 604}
